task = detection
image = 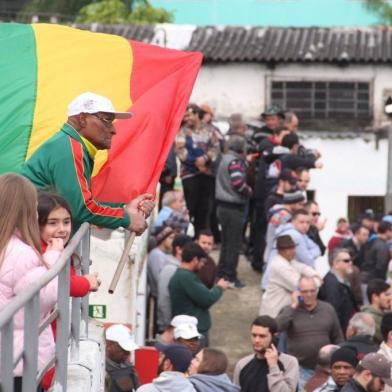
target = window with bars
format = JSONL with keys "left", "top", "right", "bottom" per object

{"left": 271, "top": 81, "right": 372, "bottom": 127}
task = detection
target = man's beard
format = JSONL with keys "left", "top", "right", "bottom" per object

{"left": 367, "top": 376, "right": 381, "bottom": 392}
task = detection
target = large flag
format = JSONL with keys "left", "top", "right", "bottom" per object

{"left": 0, "top": 23, "right": 202, "bottom": 202}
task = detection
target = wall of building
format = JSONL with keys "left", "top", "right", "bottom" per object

{"left": 300, "top": 137, "right": 387, "bottom": 242}
{"left": 191, "top": 62, "right": 392, "bottom": 127}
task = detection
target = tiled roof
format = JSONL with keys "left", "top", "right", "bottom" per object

{"left": 186, "top": 26, "right": 392, "bottom": 63}
{"left": 73, "top": 24, "right": 392, "bottom": 64}
{"left": 73, "top": 23, "right": 155, "bottom": 43}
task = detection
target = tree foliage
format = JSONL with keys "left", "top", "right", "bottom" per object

{"left": 76, "top": 0, "right": 128, "bottom": 24}
{"left": 22, "top": 0, "right": 91, "bottom": 17}
{"left": 22, "top": 0, "right": 173, "bottom": 24}
{"left": 363, "top": 0, "right": 392, "bottom": 24}
{"left": 77, "top": 0, "right": 173, "bottom": 24}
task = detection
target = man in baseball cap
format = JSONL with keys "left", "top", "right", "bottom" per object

{"left": 23, "top": 92, "right": 154, "bottom": 234}
{"left": 105, "top": 324, "right": 140, "bottom": 392}
{"left": 174, "top": 319, "right": 202, "bottom": 356}
{"left": 341, "top": 353, "right": 392, "bottom": 392}
{"left": 68, "top": 91, "right": 132, "bottom": 120}
{"left": 138, "top": 344, "right": 195, "bottom": 392}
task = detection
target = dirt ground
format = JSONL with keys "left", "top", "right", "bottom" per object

{"left": 209, "top": 252, "right": 262, "bottom": 376}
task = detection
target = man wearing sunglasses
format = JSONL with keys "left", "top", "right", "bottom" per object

{"left": 23, "top": 92, "right": 154, "bottom": 234}
{"left": 318, "top": 248, "right": 358, "bottom": 332}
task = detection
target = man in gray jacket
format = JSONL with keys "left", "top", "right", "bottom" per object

{"left": 137, "top": 344, "right": 195, "bottom": 392}
{"left": 215, "top": 135, "right": 252, "bottom": 288}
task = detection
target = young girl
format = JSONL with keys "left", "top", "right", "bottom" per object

{"left": 0, "top": 174, "right": 63, "bottom": 392}
{"left": 37, "top": 192, "right": 100, "bottom": 297}
{"left": 37, "top": 192, "right": 100, "bottom": 390}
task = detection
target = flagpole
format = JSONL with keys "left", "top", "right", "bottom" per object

{"left": 108, "top": 231, "right": 137, "bottom": 294}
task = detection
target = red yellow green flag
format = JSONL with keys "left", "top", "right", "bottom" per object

{"left": 0, "top": 23, "right": 202, "bottom": 202}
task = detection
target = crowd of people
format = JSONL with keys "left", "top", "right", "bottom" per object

{"left": 2, "top": 91, "right": 392, "bottom": 392}
{"left": 141, "top": 102, "right": 392, "bottom": 392}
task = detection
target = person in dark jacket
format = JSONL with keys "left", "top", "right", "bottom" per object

{"left": 251, "top": 127, "right": 290, "bottom": 272}
{"left": 340, "top": 353, "right": 392, "bottom": 392}
{"left": 264, "top": 169, "right": 298, "bottom": 213}
{"left": 250, "top": 104, "right": 285, "bottom": 147}
{"left": 340, "top": 313, "right": 377, "bottom": 360}
{"left": 105, "top": 324, "right": 140, "bottom": 392}
{"left": 361, "top": 220, "right": 392, "bottom": 284}
{"left": 341, "top": 225, "right": 370, "bottom": 270}
{"left": 305, "top": 200, "right": 327, "bottom": 256}
{"left": 318, "top": 249, "right": 358, "bottom": 333}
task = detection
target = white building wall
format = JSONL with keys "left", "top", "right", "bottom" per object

{"left": 302, "top": 138, "right": 387, "bottom": 241}
{"left": 191, "top": 62, "right": 392, "bottom": 126}
{"left": 190, "top": 63, "right": 265, "bottom": 118}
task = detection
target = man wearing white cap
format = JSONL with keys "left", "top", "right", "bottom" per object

{"left": 23, "top": 92, "right": 154, "bottom": 233}
{"left": 174, "top": 318, "right": 202, "bottom": 356}
{"left": 106, "top": 324, "right": 140, "bottom": 392}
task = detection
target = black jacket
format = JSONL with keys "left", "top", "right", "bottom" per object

{"left": 318, "top": 272, "right": 358, "bottom": 332}
{"left": 339, "top": 335, "right": 378, "bottom": 360}
{"left": 341, "top": 378, "right": 367, "bottom": 392}
{"left": 361, "top": 237, "right": 389, "bottom": 282}
{"left": 341, "top": 238, "right": 365, "bottom": 269}
{"left": 307, "top": 225, "right": 326, "bottom": 256}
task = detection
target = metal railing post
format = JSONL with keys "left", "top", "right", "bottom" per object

{"left": 22, "top": 294, "right": 40, "bottom": 392}
{"left": 1, "top": 319, "right": 14, "bottom": 392}
{"left": 80, "top": 230, "right": 90, "bottom": 338}
{"left": 53, "top": 257, "right": 71, "bottom": 390}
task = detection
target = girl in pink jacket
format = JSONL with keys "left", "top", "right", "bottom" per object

{"left": 0, "top": 174, "right": 63, "bottom": 391}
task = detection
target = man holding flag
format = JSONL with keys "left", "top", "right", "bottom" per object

{"left": 22, "top": 92, "right": 154, "bottom": 234}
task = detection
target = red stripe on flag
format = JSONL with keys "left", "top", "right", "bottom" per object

{"left": 91, "top": 41, "right": 202, "bottom": 203}
{"left": 70, "top": 138, "right": 125, "bottom": 218}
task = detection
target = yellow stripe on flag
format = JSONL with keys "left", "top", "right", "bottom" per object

{"left": 27, "top": 24, "right": 133, "bottom": 170}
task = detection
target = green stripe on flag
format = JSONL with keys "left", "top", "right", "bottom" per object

{"left": 0, "top": 24, "right": 37, "bottom": 174}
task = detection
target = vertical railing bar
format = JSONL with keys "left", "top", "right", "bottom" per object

{"left": 22, "top": 294, "right": 40, "bottom": 392}
{"left": 54, "top": 258, "right": 71, "bottom": 390}
{"left": 80, "top": 230, "right": 90, "bottom": 339}
{"left": 1, "top": 319, "right": 15, "bottom": 392}
{"left": 70, "top": 297, "right": 80, "bottom": 362}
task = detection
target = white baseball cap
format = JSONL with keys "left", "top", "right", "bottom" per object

{"left": 170, "top": 315, "right": 198, "bottom": 328}
{"left": 68, "top": 92, "right": 132, "bottom": 119}
{"left": 105, "top": 324, "right": 139, "bottom": 351}
{"left": 174, "top": 322, "right": 202, "bottom": 340}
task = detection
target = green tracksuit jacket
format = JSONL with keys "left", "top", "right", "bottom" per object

{"left": 22, "top": 123, "right": 130, "bottom": 231}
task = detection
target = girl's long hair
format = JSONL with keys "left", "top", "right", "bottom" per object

{"left": 0, "top": 174, "right": 42, "bottom": 268}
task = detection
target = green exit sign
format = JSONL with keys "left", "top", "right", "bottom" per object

{"left": 89, "top": 304, "right": 107, "bottom": 319}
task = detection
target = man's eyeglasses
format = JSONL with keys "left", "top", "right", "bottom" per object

{"left": 91, "top": 113, "right": 114, "bottom": 127}
{"left": 340, "top": 258, "right": 352, "bottom": 263}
